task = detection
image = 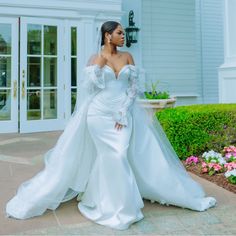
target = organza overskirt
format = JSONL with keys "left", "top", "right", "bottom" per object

{"left": 6, "top": 65, "right": 216, "bottom": 230}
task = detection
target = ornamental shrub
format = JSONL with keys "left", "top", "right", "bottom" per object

{"left": 156, "top": 104, "right": 236, "bottom": 160}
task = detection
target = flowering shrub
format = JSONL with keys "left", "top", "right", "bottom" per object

{"left": 185, "top": 146, "right": 236, "bottom": 184}
{"left": 202, "top": 150, "right": 226, "bottom": 164}
{"left": 224, "top": 162, "right": 236, "bottom": 171}
{"left": 201, "top": 161, "right": 223, "bottom": 176}
{"left": 185, "top": 156, "right": 199, "bottom": 165}
{"left": 223, "top": 145, "right": 236, "bottom": 162}
{"left": 223, "top": 145, "right": 236, "bottom": 154}
{"left": 225, "top": 169, "right": 236, "bottom": 184}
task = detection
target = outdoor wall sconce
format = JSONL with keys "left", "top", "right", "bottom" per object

{"left": 125, "top": 10, "right": 140, "bottom": 47}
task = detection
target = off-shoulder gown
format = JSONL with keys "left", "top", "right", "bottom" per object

{"left": 6, "top": 64, "right": 216, "bottom": 230}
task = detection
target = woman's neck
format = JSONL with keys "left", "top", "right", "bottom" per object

{"left": 102, "top": 44, "right": 117, "bottom": 56}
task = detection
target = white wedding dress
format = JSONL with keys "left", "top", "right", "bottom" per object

{"left": 6, "top": 64, "right": 216, "bottom": 230}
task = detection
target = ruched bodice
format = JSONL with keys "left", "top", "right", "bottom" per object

{"left": 88, "top": 65, "right": 132, "bottom": 117}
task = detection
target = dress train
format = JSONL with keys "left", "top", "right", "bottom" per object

{"left": 6, "top": 64, "right": 216, "bottom": 230}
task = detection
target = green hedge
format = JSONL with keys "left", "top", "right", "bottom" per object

{"left": 156, "top": 104, "right": 236, "bottom": 160}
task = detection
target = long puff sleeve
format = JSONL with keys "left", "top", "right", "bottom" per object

{"left": 113, "top": 65, "right": 139, "bottom": 126}
{"left": 74, "top": 64, "right": 105, "bottom": 112}
{"left": 83, "top": 65, "right": 105, "bottom": 91}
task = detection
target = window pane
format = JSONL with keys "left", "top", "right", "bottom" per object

{"left": 71, "top": 27, "right": 77, "bottom": 56}
{"left": 27, "top": 24, "right": 41, "bottom": 55}
{"left": 0, "top": 23, "right": 11, "bottom": 54}
{"left": 43, "top": 89, "right": 57, "bottom": 119}
{"left": 27, "top": 89, "right": 41, "bottom": 120}
{"left": 71, "top": 88, "right": 77, "bottom": 114}
{"left": 0, "top": 89, "right": 10, "bottom": 120}
{"left": 0, "top": 57, "right": 11, "bottom": 88}
{"left": 44, "top": 57, "right": 57, "bottom": 87}
{"left": 27, "top": 57, "right": 41, "bottom": 87}
{"left": 71, "top": 58, "right": 77, "bottom": 86}
{"left": 44, "top": 26, "right": 57, "bottom": 55}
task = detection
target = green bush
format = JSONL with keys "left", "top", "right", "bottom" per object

{"left": 156, "top": 104, "right": 236, "bottom": 160}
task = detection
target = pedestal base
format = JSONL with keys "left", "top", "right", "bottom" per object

{"left": 137, "top": 98, "right": 176, "bottom": 118}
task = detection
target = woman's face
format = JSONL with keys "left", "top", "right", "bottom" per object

{"left": 110, "top": 25, "right": 125, "bottom": 47}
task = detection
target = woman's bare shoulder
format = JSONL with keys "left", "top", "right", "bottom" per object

{"left": 87, "top": 54, "right": 100, "bottom": 66}
{"left": 120, "top": 51, "right": 135, "bottom": 65}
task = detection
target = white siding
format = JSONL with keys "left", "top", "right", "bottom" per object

{"left": 197, "top": 0, "right": 224, "bottom": 104}
{"left": 141, "top": 0, "right": 224, "bottom": 105}
{"left": 142, "top": 0, "right": 200, "bottom": 105}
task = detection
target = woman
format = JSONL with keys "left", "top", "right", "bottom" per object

{"left": 6, "top": 21, "right": 216, "bottom": 230}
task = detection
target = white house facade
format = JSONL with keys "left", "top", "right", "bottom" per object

{"left": 0, "top": 0, "right": 233, "bottom": 133}
{"left": 219, "top": 0, "right": 236, "bottom": 103}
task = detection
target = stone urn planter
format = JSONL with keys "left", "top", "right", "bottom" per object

{"left": 137, "top": 97, "right": 176, "bottom": 118}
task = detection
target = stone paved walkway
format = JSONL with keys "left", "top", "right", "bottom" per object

{"left": 0, "top": 132, "right": 235, "bottom": 235}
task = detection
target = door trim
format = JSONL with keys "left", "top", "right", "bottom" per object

{"left": 0, "top": 17, "right": 19, "bottom": 133}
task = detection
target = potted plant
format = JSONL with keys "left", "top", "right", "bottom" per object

{"left": 137, "top": 80, "right": 176, "bottom": 117}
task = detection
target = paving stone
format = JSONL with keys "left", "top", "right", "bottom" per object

{"left": 0, "top": 131, "right": 235, "bottom": 235}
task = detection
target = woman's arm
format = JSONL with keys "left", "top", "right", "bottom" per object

{"left": 127, "top": 52, "right": 135, "bottom": 66}
{"left": 83, "top": 54, "right": 107, "bottom": 90}
{"left": 113, "top": 53, "right": 139, "bottom": 127}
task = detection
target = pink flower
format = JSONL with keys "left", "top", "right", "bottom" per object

{"left": 229, "top": 145, "right": 236, "bottom": 151}
{"left": 224, "top": 162, "right": 236, "bottom": 171}
{"left": 224, "top": 147, "right": 231, "bottom": 153}
{"left": 225, "top": 153, "right": 232, "bottom": 158}
{"left": 213, "top": 164, "right": 222, "bottom": 171}
{"left": 201, "top": 162, "right": 207, "bottom": 168}
{"left": 185, "top": 156, "right": 199, "bottom": 165}
{"left": 223, "top": 146, "right": 236, "bottom": 156}
{"left": 202, "top": 167, "right": 208, "bottom": 173}
{"left": 208, "top": 163, "right": 215, "bottom": 168}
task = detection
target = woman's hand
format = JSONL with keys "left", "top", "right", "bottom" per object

{"left": 115, "top": 122, "right": 124, "bottom": 131}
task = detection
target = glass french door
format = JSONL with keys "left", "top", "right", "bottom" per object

{"left": 70, "top": 26, "right": 78, "bottom": 114}
{"left": 63, "top": 21, "right": 82, "bottom": 119}
{"left": 0, "top": 17, "right": 81, "bottom": 133}
{"left": 20, "top": 17, "right": 64, "bottom": 133}
{"left": 0, "top": 18, "right": 18, "bottom": 133}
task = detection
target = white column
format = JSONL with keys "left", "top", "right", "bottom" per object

{"left": 219, "top": 0, "right": 236, "bottom": 103}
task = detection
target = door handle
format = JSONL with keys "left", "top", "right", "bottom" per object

{"left": 22, "top": 80, "right": 25, "bottom": 99}
{"left": 13, "top": 80, "right": 17, "bottom": 99}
